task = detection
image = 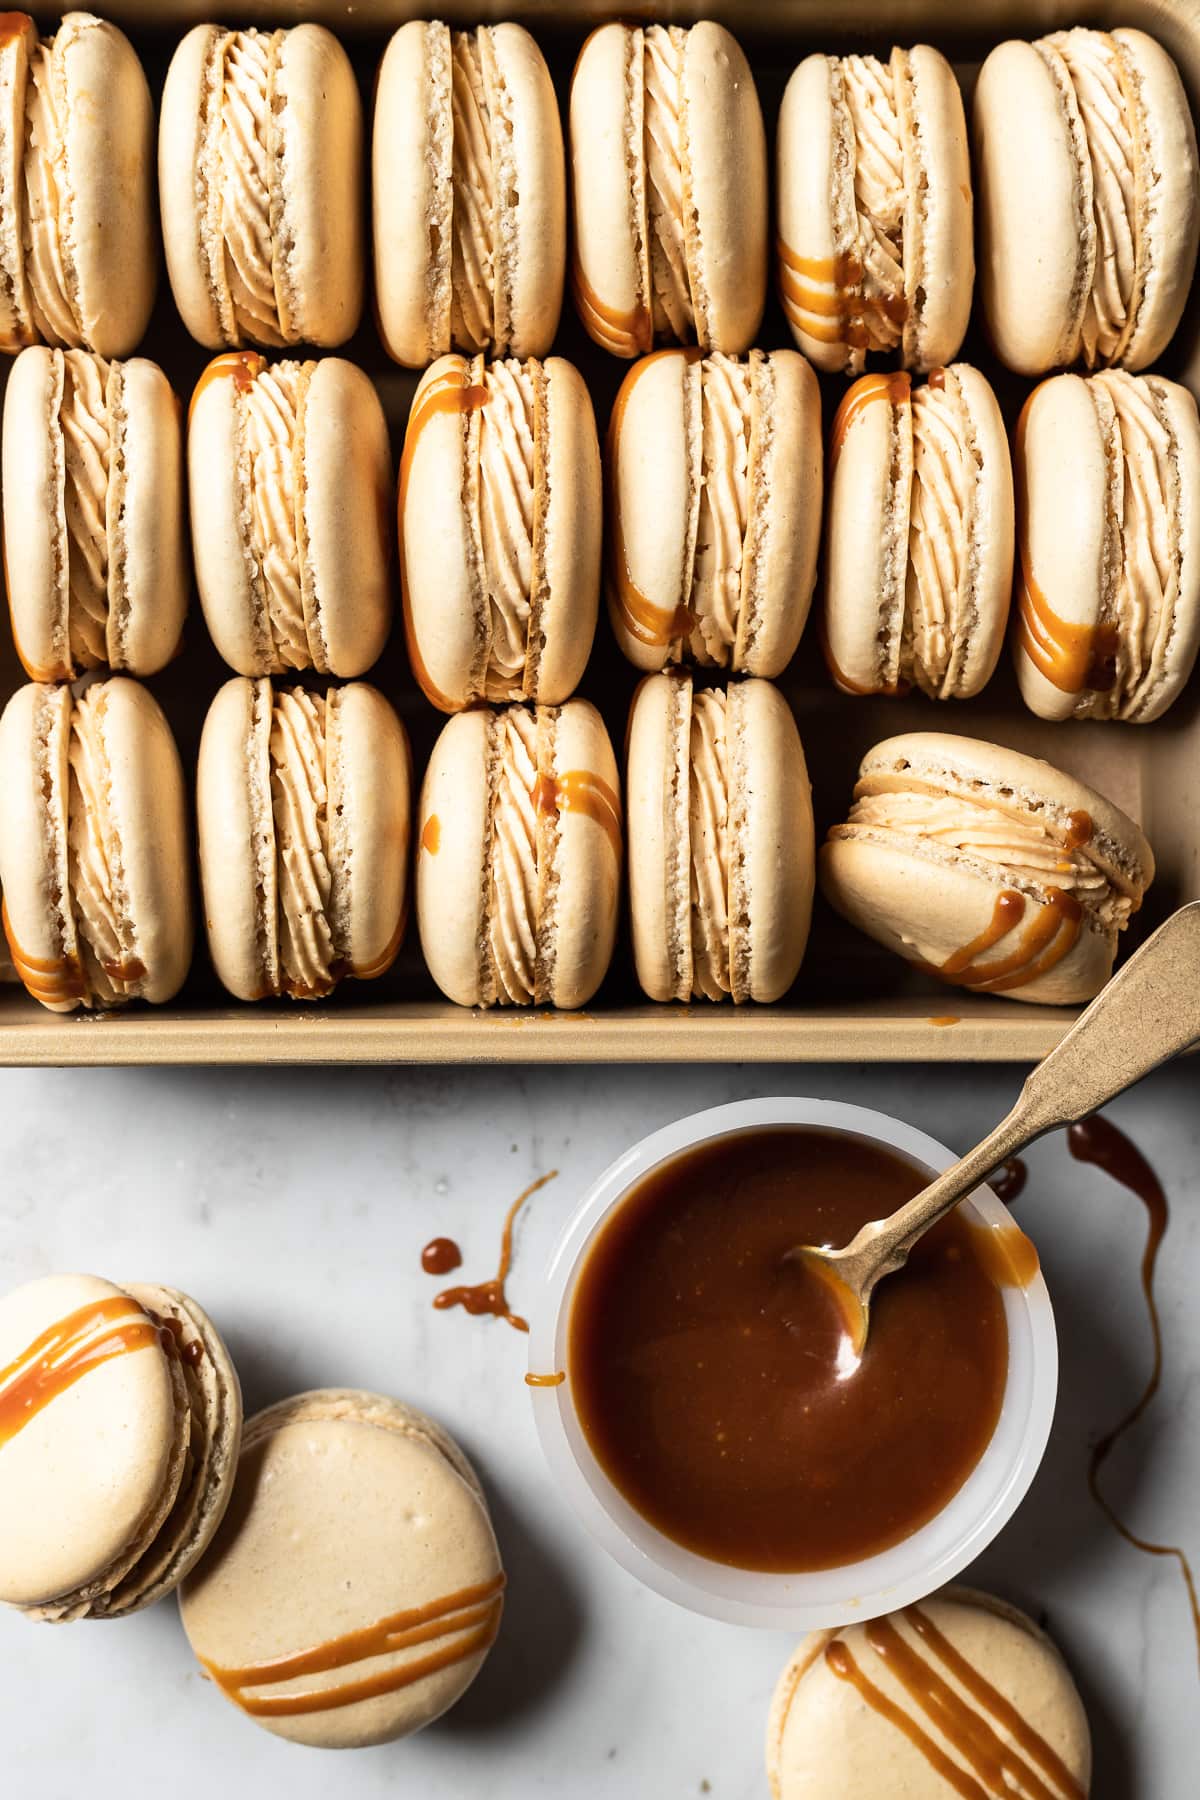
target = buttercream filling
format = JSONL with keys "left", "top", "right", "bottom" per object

{"left": 690, "top": 355, "right": 752, "bottom": 664}
{"left": 842, "top": 54, "right": 906, "bottom": 354}
{"left": 60, "top": 351, "right": 111, "bottom": 670}
{"left": 217, "top": 31, "right": 285, "bottom": 348}
{"left": 450, "top": 32, "right": 496, "bottom": 354}
{"left": 642, "top": 25, "right": 695, "bottom": 342}
{"left": 479, "top": 359, "right": 536, "bottom": 699}
{"left": 487, "top": 707, "right": 539, "bottom": 1003}
{"left": 242, "top": 363, "right": 309, "bottom": 670}
{"left": 1094, "top": 371, "right": 1179, "bottom": 718}
{"left": 688, "top": 688, "right": 731, "bottom": 999}
{"left": 22, "top": 40, "right": 83, "bottom": 347}
{"left": 269, "top": 687, "right": 335, "bottom": 998}
{"left": 904, "top": 383, "right": 973, "bottom": 696}
{"left": 66, "top": 689, "right": 138, "bottom": 1005}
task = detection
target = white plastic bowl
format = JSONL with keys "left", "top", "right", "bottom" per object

{"left": 528, "top": 1097, "right": 1057, "bottom": 1630}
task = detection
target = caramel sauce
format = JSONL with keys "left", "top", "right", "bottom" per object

{"left": 939, "top": 889, "right": 1027, "bottom": 978}
{"left": 776, "top": 239, "right": 909, "bottom": 350}
{"left": 524, "top": 1370, "right": 566, "bottom": 1388}
{"left": 0, "top": 14, "right": 32, "bottom": 50}
{"left": 829, "top": 370, "right": 911, "bottom": 467}
{"left": 0, "top": 1297, "right": 163, "bottom": 1447}
{"left": 152, "top": 1311, "right": 206, "bottom": 1369}
{"left": 420, "top": 814, "right": 441, "bottom": 856}
{"left": 533, "top": 770, "right": 622, "bottom": 863}
{"left": 434, "top": 1171, "right": 558, "bottom": 1334}
{"left": 201, "top": 1574, "right": 506, "bottom": 1718}
{"left": 420, "top": 1237, "right": 462, "bottom": 1277}
{"left": 927, "top": 367, "right": 947, "bottom": 390}
{"left": 2, "top": 900, "right": 86, "bottom": 1007}
{"left": 569, "top": 1129, "right": 1009, "bottom": 1571}
{"left": 915, "top": 887, "right": 1083, "bottom": 994}
{"left": 606, "top": 349, "right": 702, "bottom": 649}
{"left": 1064, "top": 809, "right": 1093, "bottom": 850}
{"left": 963, "top": 1220, "right": 1040, "bottom": 1288}
{"left": 990, "top": 1158, "right": 1029, "bottom": 1205}
{"left": 1069, "top": 1115, "right": 1200, "bottom": 1668}
{"left": 188, "top": 351, "right": 267, "bottom": 426}
{"left": 929, "top": 1016, "right": 961, "bottom": 1028}
{"left": 570, "top": 256, "right": 653, "bottom": 359}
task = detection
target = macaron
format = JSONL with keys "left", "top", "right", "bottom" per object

{"left": 823, "top": 364, "right": 1013, "bottom": 700}
{"left": 197, "top": 678, "right": 411, "bottom": 1003}
{"left": 766, "top": 1586, "right": 1091, "bottom": 1799}
{"left": 373, "top": 21, "right": 565, "bottom": 368}
{"left": 417, "top": 700, "right": 621, "bottom": 1009}
{"left": 777, "top": 47, "right": 972, "bottom": 375}
{"left": 821, "top": 732, "right": 1154, "bottom": 1005}
{"left": 974, "top": 29, "right": 1199, "bottom": 375}
{"left": 159, "top": 23, "right": 363, "bottom": 349}
{"left": 0, "top": 1272, "right": 241, "bottom": 1622}
{"left": 626, "top": 673, "right": 814, "bottom": 1003}
{"left": 0, "top": 12, "right": 155, "bottom": 357}
{"left": 180, "top": 1389, "right": 505, "bottom": 1748}
{"left": 607, "top": 348, "right": 823, "bottom": 676}
{"left": 400, "top": 353, "right": 601, "bottom": 711}
{"left": 0, "top": 677, "right": 193, "bottom": 1010}
{"left": 569, "top": 22, "right": 767, "bottom": 357}
{"left": 3, "top": 347, "right": 186, "bottom": 681}
{"left": 1015, "top": 369, "right": 1200, "bottom": 722}
{"left": 188, "top": 353, "right": 392, "bottom": 679}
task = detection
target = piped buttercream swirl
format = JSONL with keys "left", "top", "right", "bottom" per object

{"left": 269, "top": 687, "right": 335, "bottom": 998}
{"left": 450, "top": 32, "right": 497, "bottom": 355}
{"left": 904, "top": 382, "right": 973, "bottom": 696}
{"left": 22, "top": 41, "right": 83, "bottom": 348}
{"left": 642, "top": 26, "right": 694, "bottom": 343}
{"left": 217, "top": 31, "right": 285, "bottom": 348}
{"left": 843, "top": 54, "right": 906, "bottom": 354}
{"left": 67, "top": 688, "right": 137, "bottom": 1004}
{"left": 690, "top": 355, "right": 752, "bottom": 664}
{"left": 479, "top": 359, "right": 536, "bottom": 699}
{"left": 688, "top": 687, "right": 731, "bottom": 999}
{"left": 242, "top": 362, "right": 308, "bottom": 670}
{"left": 487, "top": 707, "right": 540, "bottom": 1003}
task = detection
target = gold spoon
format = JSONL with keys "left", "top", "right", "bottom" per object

{"left": 791, "top": 901, "right": 1200, "bottom": 1356}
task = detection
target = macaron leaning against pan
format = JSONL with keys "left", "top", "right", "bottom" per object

{"left": 766, "top": 1585, "right": 1091, "bottom": 1798}
{"left": 569, "top": 22, "right": 767, "bottom": 357}
{"left": 188, "top": 352, "right": 392, "bottom": 679}
{"left": 974, "top": 28, "right": 1199, "bottom": 376}
{"left": 0, "top": 678, "right": 193, "bottom": 1010}
{"left": 0, "top": 1272, "right": 242, "bottom": 1622}
{"left": 197, "top": 678, "right": 411, "bottom": 1003}
{"left": 821, "top": 732, "right": 1154, "bottom": 1006}
{"left": 400, "top": 353, "right": 601, "bottom": 711}
{"left": 776, "top": 47, "right": 972, "bottom": 375}
{"left": 373, "top": 20, "right": 565, "bottom": 368}
{"left": 823, "top": 365, "right": 1013, "bottom": 700}
{"left": 3, "top": 347, "right": 186, "bottom": 681}
{"left": 180, "top": 1390, "right": 505, "bottom": 1748}
{"left": 417, "top": 701, "right": 621, "bottom": 1009}
{"left": 0, "top": 12, "right": 156, "bottom": 356}
{"left": 607, "top": 348, "right": 823, "bottom": 676}
{"left": 626, "top": 673, "right": 814, "bottom": 1003}
{"left": 1014, "top": 369, "right": 1200, "bottom": 722}
{"left": 159, "top": 23, "right": 362, "bottom": 350}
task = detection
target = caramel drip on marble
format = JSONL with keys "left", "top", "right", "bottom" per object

{"left": 0, "top": 1297, "right": 164, "bottom": 1447}
{"left": 434, "top": 1171, "right": 558, "bottom": 1333}
{"left": 606, "top": 349, "right": 702, "bottom": 647}
{"left": 913, "top": 888, "right": 1083, "bottom": 994}
{"left": 201, "top": 1574, "right": 506, "bottom": 1717}
{"left": 533, "top": 771, "right": 622, "bottom": 863}
{"left": 776, "top": 241, "right": 909, "bottom": 350}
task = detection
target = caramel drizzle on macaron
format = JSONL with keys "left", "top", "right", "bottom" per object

{"left": 776, "top": 240, "right": 909, "bottom": 351}
{"left": 825, "top": 1608, "right": 1085, "bottom": 1799}
{"left": 912, "top": 886, "right": 1083, "bottom": 994}
{"left": 571, "top": 256, "right": 654, "bottom": 359}
{"left": 200, "top": 1574, "right": 506, "bottom": 1718}
{"left": 188, "top": 351, "right": 268, "bottom": 427}
{"left": 533, "top": 770, "right": 623, "bottom": 863}
{"left": 606, "top": 349, "right": 702, "bottom": 648}
{"left": 0, "top": 1296, "right": 165, "bottom": 1448}
{"left": 2, "top": 899, "right": 88, "bottom": 1007}
{"left": 821, "top": 372, "right": 913, "bottom": 694}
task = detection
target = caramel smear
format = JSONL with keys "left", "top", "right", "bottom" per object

{"left": 434, "top": 1171, "right": 558, "bottom": 1333}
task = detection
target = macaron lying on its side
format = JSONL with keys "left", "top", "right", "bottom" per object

{"left": 417, "top": 701, "right": 621, "bottom": 1008}
{"left": 159, "top": 23, "right": 363, "bottom": 349}
{"left": 822, "top": 732, "right": 1154, "bottom": 1006}
{"left": 975, "top": 28, "right": 1199, "bottom": 375}
{"left": 197, "top": 679, "right": 411, "bottom": 1003}
{"left": 1015, "top": 370, "right": 1200, "bottom": 722}
{"left": 0, "top": 678, "right": 193, "bottom": 1010}
{"left": 570, "top": 22, "right": 767, "bottom": 357}
{"left": 607, "top": 348, "right": 823, "bottom": 676}
{"left": 626, "top": 673, "right": 814, "bottom": 1003}
{"left": 823, "top": 364, "right": 1013, "bottom": 699}
{"left": 777, "top": 47, "right": 972, "bottom": 374}
{"left": 0, "top": 1272, "right": 241, "bottom": 1622}
{"left": 189, "top": 353, "right": 393, "bottom": 678}
{"left": 3, "top": 347, "right": 186, "bottom": 680}
{"left": 373, "top": 21, "right": 565, "bottom": 368}
{"left": 401, "top": 353, "right": 601, "bottom": 710}
{"left": 180, "top": 1390, "right": 505, "bottom": 1748}
{"left": 767, "top": 1586, "right": 1092, "bottom": 1799}
{"left": 0, "top": 12, "right": 156, "bottom": 356}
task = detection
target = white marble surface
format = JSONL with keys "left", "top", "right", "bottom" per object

{"left": 0, "top": 1061, "right": 1196, "bottom": 1798}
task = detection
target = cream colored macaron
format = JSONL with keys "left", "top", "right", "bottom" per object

{"left": 607, "top": 348, "right": 822, "bottom": 676}
{"left": 197, "top": 678, "right": 410, "bottom": 1004}
{"left": 777, "top": 47, "right": 972, "bottom": 375}
{"left": 374, "top": 21, "right": 565, "bottom": 368}
{"left": 417, "top": 700, "right": 621, "bottom": 1008}
{"left": 0, "top": 678, "right": 193, "bottom": 1010}
{"left": 180, "top": 1389, "right": 504, "bottom": 1748}
{"left": 159, "top": 23, "right": 363, "bottom": 349}
{"left": 975, "top": 29, "right": 1199, "bottom": 375}
{"left": 626, "top": 673, "right": 814, "bottom": 1003}
{"left": 3, "top": 347, "right": 186, "bottom": 681}
{"left": 1015, "top": 369, "right": 1200, "bottom": 722}
{"left": 189, "top": 353, "right": 392, "bottom": 679}
{"left": 766, "top": 1586, "right": 1091, "bottom": 1798}
{"left": 823, "top": 365, "right": 1013, "bottom": 700}
{"left": 0, "top": 12, "right": 156, "bottom": 356}
{"left": 821, "top": 732, "right": 1154, "bottom": 1006}
{"left": 570, "top": 22, "right": 767, "bottom": 357}
{"left": 401, "top": 353, "right": 601, "bottom": 711}
{"left": 0, "top": 1272, "right": 241, "bottom": 1622}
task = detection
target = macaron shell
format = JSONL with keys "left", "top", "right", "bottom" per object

{"left": 1113, "top": 28, "right": 1200, "bottom": 371}
{"left": 735, "top": 349, "right": 823, "bottom": 677}
{"left": 945, "top": 362, "right": 1014, "bottom": 698}
{"left": 824, "top": 379, "right": 911, "bottom": 693}
{"left": 302, "top": 357, "right": 393, "bottom": 677}
{"left": 545, "top": 698, "right": 621, "bottom": 1009}
{"left": 157, "top": 25, "right": 223, "bottom": 348}
{"left": 901, "top": 46, "right": 973, "bottom": 371}
{"left": 535, "top": 356, "right": 602, "bottom": 701}
{"left": 327, "top": 682, "right": 410, "bottom": 979}
{"left": 607, "top": 349, "right": 698, "bottom": 671}
{"left": 372, "top": 21, "right": 445, "bottom": 368}
{"left": 2, "top": 345, "right": 69, "bottom": 680}
{"left": 569, "top": 25, "right": 648, "bottom": 356}
{"left": 683, "top": 23, "right": 767, "bottom": 352}
{"left": 626, "top": 671, "right": 692, "bottom": 1001}
{"left": 0, "top": 1273, "right": 181, "bottom": 1610}
{"left": 0, "top": 16, "right": 39, "bottom": 352}
{"left": 188, "top": 363, "right": 263, "bottom": 674}
{"left": 274, "top": 26, "right": 363, "bottom": 346}
{"left": 729, "top": 679, "right": 814, "bottom": 1002}
{"left": 776, "top": 55, "right": 851, "bottom": 373}
{"left": 1146, "top": 375, "right": 1200, "bottom": 710}
{"left": 109, "top": 358, "right": 187, "bottom": 675}
{"left": 416, "top": 708, "right": 491, "bottom": 1006}
{"left": 196, "top": 676, "right": 275, "bottom": 1003}
{"left": 489, "top": 22, "right": 566, "bottom": 358}
{"left": 0, "top": 681, "right": 74, "bottom": 1004}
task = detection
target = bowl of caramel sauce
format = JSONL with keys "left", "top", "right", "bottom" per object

{"left": 527, "top": 1098, "right": 1057, "bottom": 1628}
